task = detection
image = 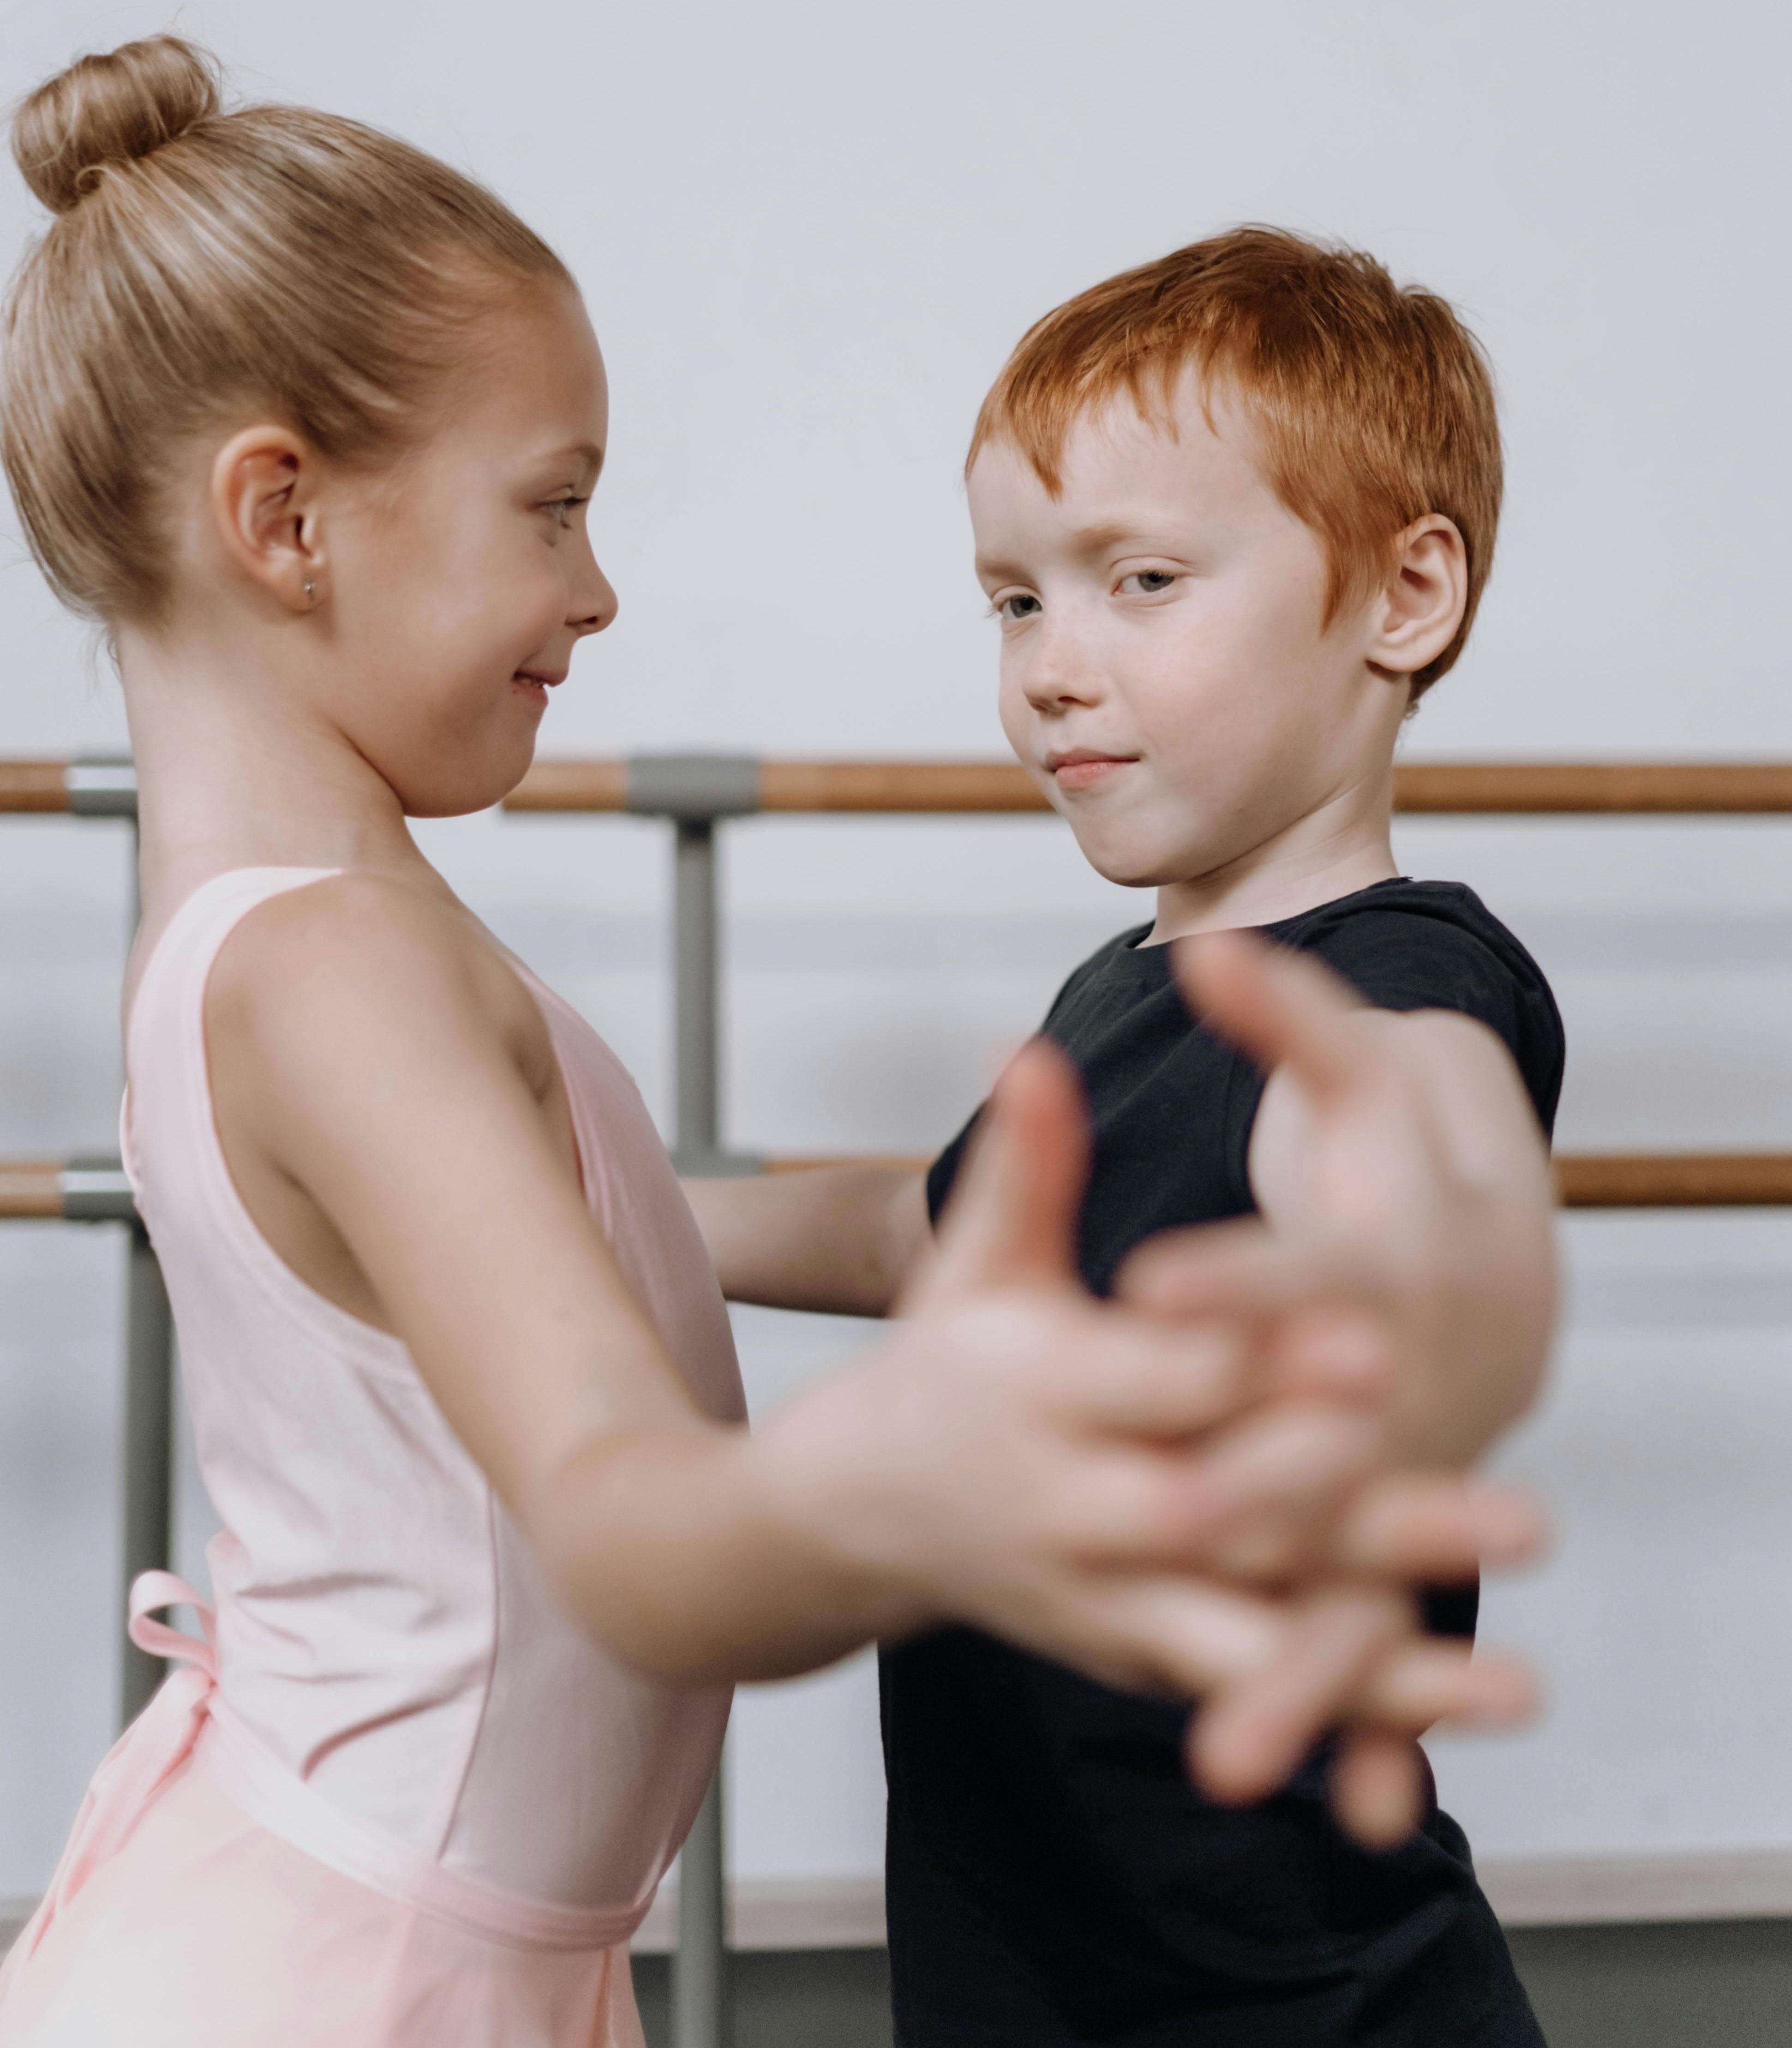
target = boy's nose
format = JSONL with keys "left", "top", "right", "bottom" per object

{"left": 1021, "top": 646, "right": 1103, "bottom": 713}
{"left": 1018, "top": 609, "right": 1105, "bottom": 713}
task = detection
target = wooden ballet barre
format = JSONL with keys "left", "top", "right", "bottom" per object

{"left": 762, "top": 1152, "right": 1792, "bottom": 1210}
{"left": 6, "top": 755, "right": 1792, "bottom": 818}
{"left": 11, "top": 1150, "right": 1788, "bottom": 1216}
{"left": 0, "top": 1156, "right": 137, "bottom": 1222}
{"left": 1553, "top": 1153, "right": 1792, "bottom": 1209}
{"left": 503, "top": 757, "right": 1792, "bottom": 817}
{"left": 1395, "top": 761, "right": 1792, "bottom": 815}
{"left": 0, "top": 1157, "right": 62, "bottom": 1217}
{"left": 0, "top": 760, "right": 68, "bottom": 812}
{"left": 0, "top": 756, "right": 138, "bottom": 815}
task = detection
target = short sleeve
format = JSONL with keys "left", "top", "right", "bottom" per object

{"left": 923, "top": 938, "right": 1122, "bottom": 1228}
{"left": 1295, "top": 894, "right": 1565, "bottom": 1140}
{"left": 924, "top": 1112, "right": 980, "bottom": 1227}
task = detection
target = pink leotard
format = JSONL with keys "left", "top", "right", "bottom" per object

{"left": 0, "top": 868, "right": 746, "bottom": 2046}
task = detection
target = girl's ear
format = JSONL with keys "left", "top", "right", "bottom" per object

{"left": 1366, "top": 515, "right": 1467, "bottom": 681}
{"left": 208, "top": 425, "right": 328, "bottom": 614}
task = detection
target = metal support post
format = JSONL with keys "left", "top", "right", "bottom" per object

{"left": 675, "top": 1776, "right": 727, "bottom": 2048}
{"left": 56, "top": 1147, "right": 173, "bottom": 1731}
{"left": 57, "top": 761, "right": 175, "bottom": 1730}
{"left": 119, "top": 1222, "right": 174, "bottom": 1722}
{"left": 662, "top": 783, "right": 738, "bottom": 2048}
{"left": 673, "top": 819, "right": 722, "bottom": 1174}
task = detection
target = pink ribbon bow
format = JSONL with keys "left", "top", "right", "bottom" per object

{"left": 13, "top": 1572, "right": 216, "bottom": 1964}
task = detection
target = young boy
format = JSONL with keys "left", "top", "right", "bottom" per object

{"left": 689, "top": 228, "right": 1558, "bottom": 2045}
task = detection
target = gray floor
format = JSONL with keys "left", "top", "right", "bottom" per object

{"left": 1510, "top": 1920, "right": 1792, "bottom": 2046}
{"left": 8, "top": 1909, "right": 1791, "bottom": 2042}
{"left": 632, "top": 1949, "right": 893, "bottom": 2048}
{"left": 634, "top": 1923, "right": 1792, "bottom": 2048}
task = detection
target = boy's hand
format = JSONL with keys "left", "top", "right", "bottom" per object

{"left": 1117, "top": 928, "right": 1557, "bottom": 1576}
{"left": 1101, "top": 929, "right": 1557, "bottom": 1840}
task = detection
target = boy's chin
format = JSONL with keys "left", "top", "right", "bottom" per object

{"left": 1068, "top": 828, "right": 1181, "bottom": 893}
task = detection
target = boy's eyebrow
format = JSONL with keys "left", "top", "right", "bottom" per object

{"left": 975, "top": 519, "right": 1186, "bottom": 582}
{"left": 1065, "top": 519, "right": 1182, "bottom": 557}
{"left": 972, "top": 550, "right": 1028, "bottom": 583}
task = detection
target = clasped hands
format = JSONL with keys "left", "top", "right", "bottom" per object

{"left": 815, "top": 932, "right": 1549, "bottom": 1847}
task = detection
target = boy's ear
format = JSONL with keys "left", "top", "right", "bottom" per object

{"left": 1366, "top": 515, "right": 1467, "bottom": 681}
{"left": 208, "top": 425, "right": 329, "bottom": 615}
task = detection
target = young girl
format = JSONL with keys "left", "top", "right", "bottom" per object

{"left": 0, "top": 38, "right": 1538, "bottom": 2047}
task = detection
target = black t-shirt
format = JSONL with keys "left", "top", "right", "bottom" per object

{"left": 881, "top": 879, "right": 1562, "bottom": 2048}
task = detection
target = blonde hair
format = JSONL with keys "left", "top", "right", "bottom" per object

{"left": 3, "top": 36, "right": 573, "bottom": 625}
{"left": 969, "top": 228, "right": 1503, "bottom": 699}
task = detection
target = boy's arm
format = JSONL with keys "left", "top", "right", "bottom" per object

{"left": 682, "top": 1167, "right": 930, "bottom": 1316}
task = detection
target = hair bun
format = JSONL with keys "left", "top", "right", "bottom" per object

{"left": 13, "top": 35, "right": 221, "bottom": 216}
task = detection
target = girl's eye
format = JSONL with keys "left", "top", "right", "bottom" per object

{"left": 995, "top": 593, "right": 1042, "bottom": 623}
{"left": 542, "top": 495, "right": 586, "bottom": 530}
{"left": 1119, "top": 570, "right": 1177, "bottom": 596}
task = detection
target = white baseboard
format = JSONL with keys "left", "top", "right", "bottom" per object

{"left": 1479, "top": 1849, "right": 1792, "bottom": 1927}
{"left": 642, "top": 1852, "right": 1792, "bottom": 1947}
{"left": 633, "top": 1874, "right": 885, "bottom": 1952}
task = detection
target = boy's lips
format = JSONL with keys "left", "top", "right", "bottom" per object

{"left": 1045, "top": 749, "right": 1139, "bottom": 792}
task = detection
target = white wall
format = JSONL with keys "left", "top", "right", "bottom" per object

{"left": 3, "top": 0, "right": 1791, "bottom": 1901}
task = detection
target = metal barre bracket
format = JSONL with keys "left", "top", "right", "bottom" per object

{"left": 626, "top": 754, "right": 761, "bottom": 821}
{"left": 64, "top": 756, "right": 138, "bottom": 819}
{"left": 671, "top": 1148, "right": 764, "bottom": 1179}
{"left": 58, "top": 1156, "right": 138, "bottom": 1224}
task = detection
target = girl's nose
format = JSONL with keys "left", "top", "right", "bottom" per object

{"left": 571, "top": 554, "right": 618, "bottom": 637}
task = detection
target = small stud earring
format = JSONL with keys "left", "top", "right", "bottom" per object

{"left": 303, "top": 579, "right": 316, "bottom": 603}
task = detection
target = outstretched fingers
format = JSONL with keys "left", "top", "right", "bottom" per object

{"left": 1152, "top": 1401, "right": 1390, "bottom": 1580}
{"left": 921, "top": 1036, "right": 1089, "bottom": 1301}
{"left": 1038, "top": 1572, "right": 1292, "bottom": 1701}
{"left": 1330, "top": 1729, "right": 1429, "bottom": 1848}
{"left": 1117, "top": 1225, "right": 1402, "bottom": 1408}
{"left": 1331, "top": 1471, "right": 1547, "bottom": 1582}
{"left": 1039, "top": 1315, "right": 1254, "bottom": 1437}
{"left": 1187, "top": 1605, "right": 1537, "bottom": 1826}
{"left": 1173, "top": 929, "right": 1373, "bottom": 1112}
{"left": 1354, "top": 1635, "right": 1538, "bottom": 1731}
{"left": 1188, "top": 1583, "right": 1411, "bottom": 1804}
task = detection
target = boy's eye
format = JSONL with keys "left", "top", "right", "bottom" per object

{"left": 1119, "top": 570, "right": 1177, "bottom": 596}
{"left": 996, "top": 593, "right": 1042, "bottom": 623}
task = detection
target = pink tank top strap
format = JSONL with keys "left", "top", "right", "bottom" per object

{"left": 123, "top": 866, "right": 341, "bottom": 1164}
{"left": 129, "top": 866, "right": 341, "bottom": 1036}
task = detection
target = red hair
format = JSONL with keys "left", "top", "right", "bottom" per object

{"left": 967, "top": 227, "right": 1502, "bottom": 697}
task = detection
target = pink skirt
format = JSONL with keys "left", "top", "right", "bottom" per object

{"left": 0, "top": 1748, "right": 642, "bottom": 2048}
